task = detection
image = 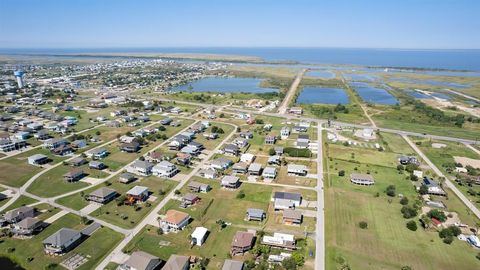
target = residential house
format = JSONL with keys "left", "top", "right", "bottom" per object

{"left": 239, "top": 131, "right": 253, "bottom": 139}
{"left": 160, "top": 118, "right": 173, "bottom": 125}
{"left": 118, "top": 251, "right": 161, "bottom": 270}
{"left": 152, "top": 161, "right": 178, "bottom": 178}
{"left": 203, "top": 133, "right": 218, "bottom": 140}
{"left": 119, "top": 135, "right": 136, "bottom": 144}
{"left": 287, "top": 164, "right": 308, "bottom": 176}
{"left": 126, "top": 186, "right": 149, "bottom": 203}
{"left": 222, "top": 260, "right": 244, "bottom": 270}
{"left": 128, "top": 160, "right": 154, "bottom": 176}
{"left": 63, "top": 170, "right": 84, "bottom": 182}
{"left": 231, "top": 231, "right": 255, "bottom": 255}
{"left": 399, "top": 155, "right": 420, "bottom": 166}
{"left": 221, "top": 176, "right": 240, "bottom": 189}
{"left": 233, "top": 137, "right": 249, "bottom": 148}
{"left": 160, "top": 210, "right": 190, "bottom": 232}
{"left": 34, "top": 130, "right": 50, "bottom": 140}
{"left": 3, "top": 206, "right": 35, "bottom": 223}
{"left": 145, "top": 151, "right": 166, "bottom": 163}
{"left": 43, "top": 138, "right": 67, "bottom": 150}
{"left": 246, "top": 208, "right": 266, "bottom": 222}
{"left": 69, "top": 157, "right": 87, "bottom": 167}
{"left": 199, "top": 168, "right": 218, "bottom": 179}
{"left": 265, "top": 135, "right": 276, "bottom": 145}
{"left": 273, "top": 192, "right": 302, "bottom": 210}
{"left": 350, "top": 173, "right": 375, "bottom": 186}
{"left": 240, "top": 153, "right": 255, "bottom": 164}
{"left": 274, "top": 146, "right": 284, "bottom": 156}
{"left": 248, "top": 163, "right": 262, "bottom": 176}
{"left": 282, "top": 209, "right": 303, "bottom": 225}
{"left": 12, "top": 217, "right": 43, "bottom": 236}
{"left": 119, "top": 173, "right": 136, "bottom": 184}
{"left": 191, "top": 227, "right": 209, "bottom": 246}
{"left": 176, "top": 153, "right": 192, "bottom": 166}
{"left": 223, "top": 144, "right": 240, "bottom": 156}
{"left": 181, "top": 193, "right": 200, "bottom": 208}
{"left": 86, "top": 148, "right": 109, "bottom": 160}
{"left": 0, "top": 138, "right": 26, "bottom": 152}
{"left": 43, "top": 228, "right": 83, "bottom": 255}
{"left": 268, "top": 155, "right": 281, "bottom": 166}
{"left": 289, "top": 107, "right": 303, "bottom": 115}
{"left": 163, "top": 255, "right": 190, "bottom": 270}
{"left": 86, "top": 187, "right": 117, "bottom": 204}
{"left": 262, "top": 167, "right": 277, "bottom": 179}
{"left": 232, "top": 162, "right": 248, "bottom": 174}
{"left": 422, "top": 177, "right": 447, "bottom": 196}
{"left": 188, "top": 181, "right": 211, "bottom": 193}
{"left": 89, "top": 161, "right": 106, "bottom": 170}
{"left": 28, "top": 154, "right": 49, "bottom": 165}
{"left": 52, "top": 145, "right": 74, "bottom": 156}
{"left": 210, "top": 158, "right": 233, "bottom": 171}
{"left": 280, "top": 127, "right": 290, "bottom": 139}
{"left": 71, "top": 139, "right": 87, "bottom": 149}
{"left": 120, "top": 141, "right": 141, "bottom": 153}
{"left": 261, "top": 233, "right": 296, "bottom": 250}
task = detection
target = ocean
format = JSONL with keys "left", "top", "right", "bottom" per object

{"left": 1, "top": 47, "right": 480, "bottom": 71}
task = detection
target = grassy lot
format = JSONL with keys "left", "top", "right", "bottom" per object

{"left": 195, "top": 122, "right": 235, "bottom": 150}
{"left": 324, "top": 138, "right": 480, "bottom": 270}
{"left": 2, "top": 196, "right": 38, "bottom": 212}
{"left": 380, "top": 133, "right": 417, "bottom": 155}
{"left": 0, "top": 148, "right": 68, "bottom": 187}
{"left": 89, "top": 176, "right": 178, "bottom": 229}
{"left": 26, "top": 163, "right": 101, "bottom": 198}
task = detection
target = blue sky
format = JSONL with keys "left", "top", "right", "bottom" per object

{"left": 0, "top": 0, "right": 479, "bottom": 49}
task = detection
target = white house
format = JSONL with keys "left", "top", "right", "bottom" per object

{"left": 240, "top": 153, "right": 255, "bottom": 164}
{"left": 152, "top": 161, "right": 178, "bottom": 178}
{"left": 280, "top": 126, "right": 290, "bottom": 139}
{"left": 287, "top": 164, "right": 308, "bottom": 176}
{"left": 191, "top": 227, "right": 209, "bottom": 246}
{"left": 127, "top": 160, "right": 154, "bottom": 176}
{"left": 262, "top": 167, "right": 277, "bottom": 179}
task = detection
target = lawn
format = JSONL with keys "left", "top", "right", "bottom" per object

{"left": 2, "top": 196, "right": 38, "bottom": 212}
{"left": 90, "top": 176, "right": 178, "bottom": 229}
{"left": 0, "top": 148, "right": 68, "bottom": 187}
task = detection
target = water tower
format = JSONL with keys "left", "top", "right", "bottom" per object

{"left": 14, "top": 70, "right": 25, "bottom": 88}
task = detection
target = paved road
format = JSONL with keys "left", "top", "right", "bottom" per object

{"left": 278, "top": 69, "right": 306, "bottom": 114}
{"left": 315, "top": 123, "right": 325, "bottom": 270}
{"left": 94, "top": 122, "right": 239, "bottom": 269}
{"left": 403, "top": 135, "right": 480, "bottom": 219}
{"left": 465, "top": 143, "right": 480, "bottom": 156}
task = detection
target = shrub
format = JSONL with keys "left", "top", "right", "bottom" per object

{"left": 268, "top": 148, "right": 276, "bottom": 156}
{"left": 338, "top": 170, "right": 345, "bottom": 177}
{"left": 236, "top": 190, "right": 245, "bottom": 199}
{"left": 406, "top": 220, "right": 417, "bottom": 231}
{"left": 358, "top": 221, "right": 368, "bottom": 229}
{"left": 400, "top": 197, "right": 409, "bottom": 205}
{"left": 443, "top": 235, "right": 453, "bottom": 244}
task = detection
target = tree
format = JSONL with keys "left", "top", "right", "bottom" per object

{"left": 400, "top": 197, "right": 409, "bottom": 205}
{"left": 338, "top": 170, "right": 345, "bottom": 177}
{"left": 291, "top": 252, "right": 305, "bottom": 266}
{"left": 397, "top": 165, "right": 405, "bottom": 171}
{"left": 358, "top": 221, "right": 368, "bottom": 229}
{"left": 427, "top": 209, "right": 447, "bottom": 222}
{"left": 236, "top": 190, "right": 245, "bottom": 199}
{"left": 406, "top": 220, "right": 417, "bottom": 231}
{"left": 282, "top": 257, "right": 297, "bottom": 270}
{"left": 385, "top": 185, "right": 396, "bottom": 197}
{"left": 419, "top": 185, "right": 428, "bottom": 195}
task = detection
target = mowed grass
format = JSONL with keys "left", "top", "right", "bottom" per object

{"left": 89, "top": 176, "right": 178, "bottom": 229}
{"left": 2, "top": 195, "right": 38, "bottom": 212}
{"left": 325, "top": 140, "right": 480, "bottom": 270}
{"left": 0, "top": 148, "right": 68, "bottom": 187}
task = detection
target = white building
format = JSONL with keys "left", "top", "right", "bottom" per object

{"left": 191, "top": 227, "right": 208, "bottom": 246}
{"left": 152, "top": 161, "right": 178, "bottom": 178}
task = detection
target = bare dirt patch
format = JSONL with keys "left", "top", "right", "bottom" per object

{"left": 453, "top": 156, "right": 480, "bottom": 169}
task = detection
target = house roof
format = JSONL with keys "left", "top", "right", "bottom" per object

{"left": 232, "top": 231, "right": 254, "bottom": 248}
{"left": 124, "top": 251, "right": 160, "bottom": 270}
{"left": 191, "top": 227, "right": 208, "bottom": 239}
{"left": 263, "top": 167, "right": 277, "bottom": 175}
{"left": 132, "top": 160, "right": 153, "bottom": 170}
{"left": 222, "top": 259, "right": 244, "bottom": 270}
{"left": 183, "top": 193, "right": 199, "bottom": 202}
{"left": 163, "top": 255, "right": 190, "bottom": 270}
{"left": 283, "top": 209, "right": 302, "bottom": 220}
{"left": 127, "top": 186, "right": 148, "bottom": 196}
{"left": 29, "top": 154, "right": 48, "bottom": 161}
{"left": 222, "top": 175, "right": 240, "bottom": 184}
{"left": 119, "top": 172, "right": 135, "bottom": 180}
{"left": 17, "top": 217, "right": 41, "bottom": 229}
{"left": 274, "top": 192, "right": 302, "bottom": 201}
{"left": 248, "top": 163, "right": 262, "bottom": 172}
{"left": 247, "top": 208, "right": 265, "bottom": 217}
{"left": 42, "top": 228, "right": 80, "bottom": 247}
{"left": 4, "top": 206, "right": 34, "bottom": 220}
{"left": 89, "top": 187, "right": 116, "bottom": 198}
{"left": 63, "top": 169, "right": 83, "bottom": 178}
{"left": 233, "top": 162, "right": 248, "bottom": 170}
{"left": 164, "top": 210, "right": 190, "bottom": 225}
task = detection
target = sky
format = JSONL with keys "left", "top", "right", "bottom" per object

{"left": 0, "top": 0, "right": 479, "bottom": 49}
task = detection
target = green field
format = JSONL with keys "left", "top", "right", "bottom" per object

{"left": 324, "top": 134, "right": 480, "bottom": 270}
